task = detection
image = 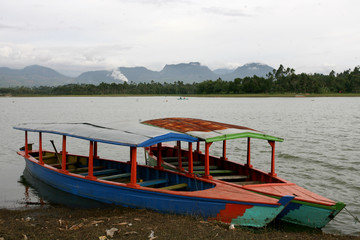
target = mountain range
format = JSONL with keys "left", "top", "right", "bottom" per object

{"left": 0, "top": 62, "right": 274, "bottom": 87}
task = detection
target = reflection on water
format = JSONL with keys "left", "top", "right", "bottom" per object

{"left": 19, "top": 168, "right": 108, "bottom": 209}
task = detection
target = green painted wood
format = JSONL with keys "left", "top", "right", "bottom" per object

{"left": 138, "top": 178, "right": 168, "bottom": 187}
{"left": 98, "top": 172, "right": 131, "bottom": 180}
{"left": 160, "top": 183, "right": 188, "bottom": 190}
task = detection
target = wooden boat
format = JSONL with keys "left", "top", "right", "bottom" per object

{"left": 143, "top": 118, "right": 346, "bottom": 228}
{"left": 14, "top": 122, "right": 294, "bottom": 228}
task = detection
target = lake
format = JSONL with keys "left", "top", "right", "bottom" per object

{"left": 0, "top": 96, "right": 359, "bottom": 236}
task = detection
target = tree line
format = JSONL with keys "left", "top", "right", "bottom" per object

{"left": 1, "top": 65, "right": 359, "bottom": 96}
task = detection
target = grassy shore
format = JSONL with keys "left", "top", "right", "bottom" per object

{"left": 1, "top": 93, "right": 360, "bottom": 98}
{"left": 1, "top": 206, "right": 359, "bottom": 240}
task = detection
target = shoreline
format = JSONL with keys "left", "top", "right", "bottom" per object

{"left": 1, "top": 206, "right": 359, "bottom": 240}
{"left": 1, "top": 93, "right": 360, "bottom": 98}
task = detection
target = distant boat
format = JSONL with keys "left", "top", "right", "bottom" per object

{"left": 14, "top": 122, "right": 293, "bottom": 228}
{"left": 143, "top": 117, "right": 345, "bottom": 229}
{"left": 177, "top": 97, "right": 188, "bottom": 100}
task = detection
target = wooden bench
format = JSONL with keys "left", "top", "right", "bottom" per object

{"left": 98, "top": 172, "right": 131, "bottom": 180}
{"left": 160, "top": 183, "right": 188, "bottom": 190}
{"left": 213, "top": 175, "right": 248, "bottom": 180}
{"left": 79, "top": 169, "right": 118, "bottom": 176}
{"left": 138, "top": 179, "right": 168, "bottom": 187}
{"left": 68, "top": 166, "right": 105, "bottom": 173}
{"left": 168, "top": 161, "right": 203, "bottom": 166}
{"left": 193, "top": 169, "right": 237, "bottom": 175}
{"left": 162, "top": 156, "right": 188, "bottom": 161}
{"left": 187, "top": 165, "right": 219, "bottom": 171}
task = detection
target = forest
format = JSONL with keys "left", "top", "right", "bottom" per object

{"left": 1, "top": 65, "right": 359, "bottom": 96}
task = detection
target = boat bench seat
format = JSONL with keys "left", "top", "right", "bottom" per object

{"left": 78, "top": 168, "right": 119, "bottom": 176}
{"left": 186, "top": 165, "right": 219, "bottom": 171}
{"left": 193, "top": 169, "right": 237, "bottom": 175}
{"left": 98, "top": 172, "right": 131, "bottom": 180}
{"left": 162, "top": 156, "right": 188, "bottom": 161}
{"left": 160, "top": 183, "right": 188, "bottom": 190}
{"left": 170, "top": 161, "right": 203, "bottom": 166}
{"left": 35, "top": 154, "right": 56, "bottom": 160}
{"left": 138, "top": 178, "right": 168, "bottom": 187}
{"left": 69, "top": 166, "right": 105, "bottom": 173}
{"left": 213, "top": 175, "right": 249, "bottom": 180}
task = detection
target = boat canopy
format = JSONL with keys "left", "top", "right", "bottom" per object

{"left": 142, "top": 118, "right": 284, "bottom": 142}
{"left": 13, "top": 122, "right": 198, "bottom": 147}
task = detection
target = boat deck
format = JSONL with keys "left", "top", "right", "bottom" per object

{"left": 32, "top": 151, "right": 214, "bottom": 192}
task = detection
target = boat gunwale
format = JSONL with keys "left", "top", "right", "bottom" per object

{"left": 18, "top": 150, "right": 284, "bottom": 207}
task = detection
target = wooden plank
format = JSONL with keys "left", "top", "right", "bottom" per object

{"left": 68, "top": 166, "right": 105, "bottom": 173}
{"left": 98, "top": 172, "right": 131, "bottom": 180}
{"left": 213, "top": 175, "right": 248, "bottom": 180}
{"left": 186, "top": 165, "right": 219, "bottom": 171}
{"left": 160, "top": 183, "right": 188, "bottom": 190}
{"left": 167, "top": 161, "right": 202, "bottom": 166}
{"left": 233, "top": 181, "right": 262, "bottom": 185}
{"left": 162, "top": 156, "right": 188, "bottom": 161}
{"left": 79, "top": 169, "right": 118, "bottom": 176}
{"left": 138, "top": 178, "right": 168, "bottom": 187}
{"left": 193, "top": 169, "right": 237, "bottom": 175}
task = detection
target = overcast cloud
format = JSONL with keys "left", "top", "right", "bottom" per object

{"left": 0, "top": 0, "right": 359, "bottom": 76}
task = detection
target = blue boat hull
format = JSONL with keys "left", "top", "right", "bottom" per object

{"left": 23, "top": 157, "right": 291, "bottom": 227}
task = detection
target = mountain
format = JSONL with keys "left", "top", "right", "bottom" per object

{"left": 213, "top": 68, "right": 235, "bottom": 75}
{"left": 159, "top": 62, "right": 218, "bottom": 83}
{"left": 221, "top": 63, "right": 274, "bottom": 81}
{"left": 0, "top": 65, "right": 73, "bottom": 87}
{"left": 0, "top": 62, "right": 275, "bottom": 87}
{"left": 118, "top": 67, "right": 158, "bottom": 83}
{"left": 75, "top": 70, "right": 128, "bottom": 85}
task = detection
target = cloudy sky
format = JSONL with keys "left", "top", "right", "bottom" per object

{"left": 0, "top": 0, "right": 359, "bottom": 76}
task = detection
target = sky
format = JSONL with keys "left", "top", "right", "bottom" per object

{"left": 0, "top": 0, "right": 359, "bottom": 77}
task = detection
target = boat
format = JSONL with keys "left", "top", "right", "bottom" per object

{"left": 143, "top": 118, "right": 346, "bottom": 228}
{"left": 14, "top": 122, "right": 294, "bottom": 228}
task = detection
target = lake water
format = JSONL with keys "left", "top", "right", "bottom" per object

{"left": 0, "top": 96, "right": 359, "bottom": 236}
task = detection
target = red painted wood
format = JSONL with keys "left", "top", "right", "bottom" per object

{"left": 39, "top": 132, "right": 43, "bottom": 165}
{"left": 247, "top": 137, "right": 253, "bottom": 168}
{"left": 156, "top": 143, "right": 163, "bottom": 170}
{"left": 128, "top": 147, "right": 139, "bottom": 188}
{"left": 177, "top": 141, "right": 183, "bottom": 170}
{"left": 204, "top": 142, "right": 213, "bottom": 179}
{"left": 86, "top": 141, "right": 96, "bottom": 180}
{"left": 187, "top": 142, "right": 193, "bottom": 175}
{"left": 25, "top": 131, "right": 29, "bottom": 157}
{"left": 61, "top": 136, "right": 67, "bottom": 173}
{"left": 222, "top": 140, "right": 228, "bottom": 160}
{"left": 94, "top": 141, "right": 98, "bottom": 158}
{"left": 216, "top": 203, "right": 253, "bottom": 223}
{"left": 268, "top": 141, "right": 277, "bottom": 177}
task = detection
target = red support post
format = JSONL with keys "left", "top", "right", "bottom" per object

{"left": 128, "top": 147, "right": 140, "bottom": 188}
{"left": 25, "top": 131, "right": 29, "bottom": 157}
{"left": 61, "top": 135, "right": 68, "bottom": 173}
{"left": 187, "top": 142, "right": 194, "bottom": 176}
{"left": 177, "top": 141, "right": 183, "bottom": 170}
{"left": 268, "top": 141, "right": 277, "bottom": 177}
{"left": 39, "top": 132, "right": 44, "bottom": 165}
{"left": 86, "top": 141, "right": 96, "bottom": 180}
{"left": 247, "top": 137, "right": 253, "bottom": 168}
{"left": 222, "top": 140, "right": 228, "bottom": 160}
{"left": 94, "top": 141, "right": 98, "bottom": 158}
{"left": 156, "top": 143, "right": 163, "bottom": 169}
{"left": 204, "top": 142, "right": 213, "bottom": 179}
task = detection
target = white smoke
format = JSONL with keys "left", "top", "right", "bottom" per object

{"left": 110, "top": 69, "right": 128, "bottom": 82}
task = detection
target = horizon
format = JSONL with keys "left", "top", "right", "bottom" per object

{"left": 1, "top": 61, "right": 357, "bottom": 78}
{"left": 1, "top": 0, "right": 359, "bottom": 78}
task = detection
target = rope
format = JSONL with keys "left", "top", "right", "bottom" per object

{"left": 345, "top": 207, "right": 360, "bottom": 224}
